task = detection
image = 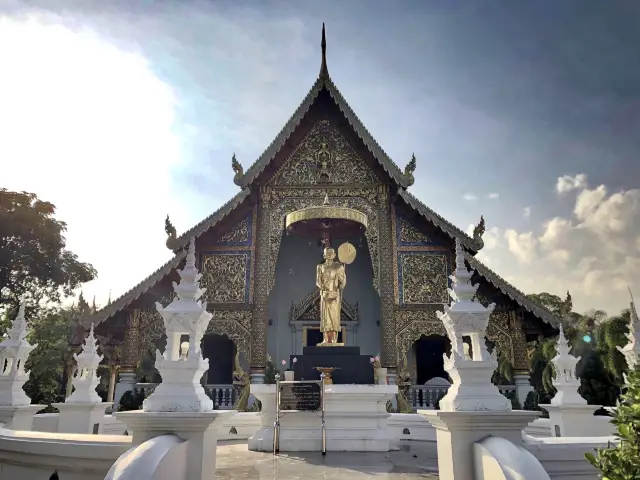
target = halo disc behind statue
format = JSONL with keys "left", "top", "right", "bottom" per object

{"left": 338, "top": 242, "right": 357, "bottom": 265}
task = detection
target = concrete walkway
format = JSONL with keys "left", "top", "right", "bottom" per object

{"left": 216, "top": 441, "right": 439, "bottom": 479}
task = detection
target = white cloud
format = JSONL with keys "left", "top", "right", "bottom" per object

{"left": 0, "top": 13, "right": 187, "bottom": 307}
{"left": 478, "top": 174, "right": 640, "bottom": 314}
{"left": 556, "top": 173, "right": 587, "bottom": 194}
{"left": 462, "top": 193, "right": 477, "bottom": 201}
{"left": 523, "top": 206, "right": 531, "bottom": 217}
{"left": 504, "top": 229, "right": 538, "bottom": 264}
{"left": 487, "top": 192, "right": 500, "bottom": 200}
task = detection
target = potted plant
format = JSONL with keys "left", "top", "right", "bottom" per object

{"left": 370, "top": 354, "right": 387, "bottom": 385}
{"left": 283, "top": 358, "right": 297, "bottom": 381}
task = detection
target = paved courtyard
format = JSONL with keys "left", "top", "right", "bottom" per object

{"left": 216, "top": 441, "right": 439, "bottom": 479}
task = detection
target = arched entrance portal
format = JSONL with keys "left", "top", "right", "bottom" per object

{"left": 202, "top": 334, "right": 235, "bottom": 385}
{"left": 414, "top": 335, "right": 476, "bottom": 385}
{"left": 414, "top": 335, "right": 450, "bottom": 385}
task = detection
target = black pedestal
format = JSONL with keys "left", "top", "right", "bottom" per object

{"left": 290, "top": 346, "right": 374, "bottom": 385}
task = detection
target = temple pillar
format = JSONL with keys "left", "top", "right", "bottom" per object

{"left": 378, "top": 186, "right": 396, "bottom": 371}
{"left": 250, "top": 187, "right": 270, "bottom": 380}
{"left": 107, "top": 365, "right": 118, "bottom": 403}
{"left": 512, "top": 310, "right": 533, "bottom": 405}
{"left": 113, "top": 310, "right": 140, "bottom": 408}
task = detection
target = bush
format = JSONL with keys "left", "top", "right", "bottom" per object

{"left": 585, "top": 366, "right": 640, "bottom": 478}
{"left": 503, "top": 390, "right": 522, "bottom": 410}
{"left": 117, "top": 390, "right": 145, "bottom": 412}
{"left": 264, "top": 359, "right": 280, "bottom": 385}
{"left": 523, "top": 390, "right": 550, "bottom": 418}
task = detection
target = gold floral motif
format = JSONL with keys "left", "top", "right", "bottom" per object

{"left": 250, "top": 195, "right": 271, "bottom": 370}
{"left": 270, "top": 120, "right": 380, "bottom": 186}
{"left": 216, "top": 217, "right": 250, "bottom": 244}
{"left": 201, "top": 253, "right": 248, "bottom": 303}
{"left": 268, "top": 195, "right": 380, "bottom": 293}
{"left": 511, "top": 311, "right": 530, "bottom": 372}
{"left": 398, "top": 218, "right": 431, "bottom": 245}
{"left": 400, "top": 253, "right": 449, "bottom": 304}
{"left": 394, "top": 310, "right": 446, "bottom": 359}
{"left": 206, "top": 310, "right": 252, "bottom": 362}
{"left": 122, "top": 310, "right": 142, "bottom": 367}
{"left": 486, "top": 314, "right": 514, "bottom": 364}
{"left": 378, "top": 187, "right": 397, "bottom": 367}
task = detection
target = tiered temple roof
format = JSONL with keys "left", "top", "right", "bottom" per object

{"left": 83, "top": 24, "right": 558, "bottom": 329}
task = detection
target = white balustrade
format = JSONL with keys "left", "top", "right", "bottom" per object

{"left": 132, "top": 383, "right": 236, "bottom": 409}
{"left": 408, "top": 384, "right": 516, "bottom": 410}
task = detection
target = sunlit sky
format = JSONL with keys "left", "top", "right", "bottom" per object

{"left": 1, "top": 0, "right": 639, "bottom": 315}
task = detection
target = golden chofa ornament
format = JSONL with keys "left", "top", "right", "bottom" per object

{"left": 285, "top": 194, "right": 368, "bottom": 240}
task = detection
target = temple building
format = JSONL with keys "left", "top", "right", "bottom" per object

{"left": 77, "top": 26, "right": 558, "bottom": 405}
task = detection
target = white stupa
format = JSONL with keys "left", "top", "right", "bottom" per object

{"left": 617, "top": 291, "right": 639, "bottom": 371}
{"left": 548, "top": 324, "right": 585, "bottom": 406}
{"left": 143, "top": 237, "right": 214, "bottom": 412}
{"left": 436, "top": 239, "right": 511, "bottom": 411}
{"left": 0, "top": 300, "right": 36, "bottom": 406}
{"left": 66, "top": 323, "right": 103, "bottom": 404}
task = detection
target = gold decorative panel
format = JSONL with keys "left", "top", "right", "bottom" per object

{"left": 394, "top": 309, "right": 445, "bottom": 359}
{"left": 201, "top": 253, "right": 250, "bottom": 303}
{"left": 206, "top": 310, "right": 252, "bottom": 363}
{"left": 270, "top": 120, "right": 380, "bottom": 186}
{"left": 398, "top": 218, "right": 431, "bottom": 245}
{"left": 399, "top": 253, "right": 449, "bottom": 304}
{"left": 216, "top": 217, "right": 250, "bottom": 245}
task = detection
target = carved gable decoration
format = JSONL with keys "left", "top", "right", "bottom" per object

{"left": 270, "top": 119, "right": 380, "bottom": 186}
{"left": 213, "top": 212, "right": 253, "bottom": 246}
{"left": 201, "top": 253, "right": 251, "bottom": 304}
{"left": 398, "top": 252, "right": 449, "bottom": 305}
{"left": 290, "top": 288, "right": 359, "bottom": 323}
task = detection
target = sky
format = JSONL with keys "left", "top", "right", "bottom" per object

{"left": 1, "top": 0, "right": 639, "bottom": 316}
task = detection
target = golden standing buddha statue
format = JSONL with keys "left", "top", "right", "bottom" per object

{"left": 316, "top": 247, "right": 346, "bottom": 345}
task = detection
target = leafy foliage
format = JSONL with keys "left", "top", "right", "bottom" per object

{"left": 117, "top": 390, "right": 146, "bottom": 412}
{"left": 23, "top": 305, "right": 80, "bottom": 406}
{"left": 585, "top": 365, "right": 640, "bottom": 479}
{"left": 526, "top": 293, "right": 631, "bottom": 408}
{"left": 0, "top": 189, "right": 96, "bottom": 316}
{"left": 264, "top": 357, "right": 280, "bottom": 384}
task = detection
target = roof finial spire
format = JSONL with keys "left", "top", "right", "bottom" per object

{"left": 320, "top": 22, "right": 329, "bottom": 79}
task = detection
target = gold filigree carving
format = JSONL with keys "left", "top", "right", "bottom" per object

{"left": 378, "top": 187, "right": 397, "bottom": 367}
{"left": 398, "top": 218, "right": 431, "bottom": 244}
{"left": 268, "top": 194, "right": 380, "bottom": 293}
{"left": 250, "top": 193, "right": 271, "bottom": 369}
{"left": 206, "top": 310, "right": 252, "bottom": 363}
{"left": 216, "top": 217, "right": 250, "bottom": 244}
{"left": 394, "top": 309, "right": 446, "bottom": 359}
{"left": 201, "top": 253, "right": 248, "bottom": 303}
{"left": 400, "top": 253, "right": 449, "bottom": 304}
{"left": 270, "top": 120, "right": 380, "bottom": 186}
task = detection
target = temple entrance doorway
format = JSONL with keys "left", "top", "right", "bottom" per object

{"left": 414, "top": 335, "right": 450, "bottom": 385}
{"left": 202, "top": 334, "right": 235, "bottom": 385}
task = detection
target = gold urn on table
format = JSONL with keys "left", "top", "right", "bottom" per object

{"left": 314, "top": 367, "right": 340, "bottom": 385}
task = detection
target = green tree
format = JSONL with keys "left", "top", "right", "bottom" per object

{"left": 0, "top": 189, "right": 96, "bottom": 317}
{"left": 585, "top": 365, "right": 640, "bottom": 478}
{"left": 23, "top": 305, "right": 79, "bottom": 407}
{"left": 526, "top": 292, "right": 568, "bottom": 318}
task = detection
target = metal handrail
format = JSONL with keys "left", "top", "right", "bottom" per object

{"left": 273, "top": 373, "right": 326, "bottom": 455}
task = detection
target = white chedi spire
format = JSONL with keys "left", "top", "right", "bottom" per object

{"left": 436, "top": 239, "right": 511, "bottom": 412}
{"left": 0, "top": 299, "right": 37, "bottom": 406}
{"left": 617, "top": 291, "right": 640, "bottom": 371}
{"left": 144, "top": 238, "right": 214, "bottom": 412}
{"left": 66, "top": 323, "right": 103, "bottom": 404}
{"left": 549, "top": 323, "right": 586, "bottom": 406}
